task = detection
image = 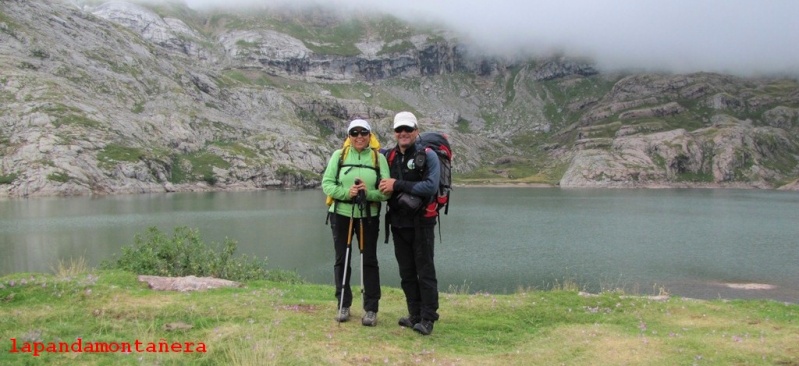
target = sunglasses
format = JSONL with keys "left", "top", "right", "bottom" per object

{"left": 394, "top": 126, "right": 416, "bottom": 133}
{"left": 349, "top": 129, "right": 370, "bottom": 137}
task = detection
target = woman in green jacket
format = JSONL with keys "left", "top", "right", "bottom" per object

{"left": 322, "top": 119, "right": 390, "bottom": 326}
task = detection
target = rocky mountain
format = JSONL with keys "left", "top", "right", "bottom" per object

{"left": 1, "top": 0, "right": 798, "bottom": 197}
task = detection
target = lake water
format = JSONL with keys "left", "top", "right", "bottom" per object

{"left": 1, "top": 187, "right": 798, "bottom": 302}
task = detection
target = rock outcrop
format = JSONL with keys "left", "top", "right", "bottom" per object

{"left": 137, "top": 275, "right": 240, "bottom": 292}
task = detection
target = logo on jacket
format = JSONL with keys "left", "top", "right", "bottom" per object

{"left": 406, "top": 159, "right": 415, "bottom": 170}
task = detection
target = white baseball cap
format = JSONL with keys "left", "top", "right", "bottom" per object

{"left": 393, "top": 111, "right": 418, "bottom": 129}
{"left": 347, "top": 119, "right": 371, "bottom": 132}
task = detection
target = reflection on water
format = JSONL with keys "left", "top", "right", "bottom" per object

{"left": 1, "top": 188, "right": 798, "bottom": 302}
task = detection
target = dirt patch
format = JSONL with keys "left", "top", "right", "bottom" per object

{"left": 279, "top": 304, "right": 318, "bottom": 313}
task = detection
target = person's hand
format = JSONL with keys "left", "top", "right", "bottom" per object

{"left": 350, "top": 178, "right": 365, "bottom": 199}
{"left": 378, "top": 178, "right": 396, "bottom": 194}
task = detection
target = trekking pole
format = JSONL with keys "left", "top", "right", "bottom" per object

{"left": 337, "top": 203, "right": 356, "bottom": 326}
{"left": 355, "top": 179, "right": 367, "bottom": 309}
{"left": 358, "top": 194, "right": 366, "bottom": 309}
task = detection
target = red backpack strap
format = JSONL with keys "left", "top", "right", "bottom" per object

{"left": 387, "top": 148, "right": 397, "bottom": 166}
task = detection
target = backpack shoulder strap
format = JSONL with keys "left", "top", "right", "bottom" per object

{"left": 386, "top": 147, "right": 397, "bottom": 166}
{"left": 335, "top": 146, "right": 349, "bottom": 183}
{"left": 325, "top": 147, "right": 347, "bottom": 225}
{"left": 371, "top": 148, "right": 381, "bottom": 188}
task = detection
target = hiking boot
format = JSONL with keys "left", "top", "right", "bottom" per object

{"left": 398, "top": 315, "right": 420, "bottom": 328}
{"left": 412, "top": 319, "right": 434, "bottom": 335}
{"left": 335, "top": 307, "right": 350, "bottom": 322}
{"left": 361, "top": 311, "right": 377, "bottom": 326}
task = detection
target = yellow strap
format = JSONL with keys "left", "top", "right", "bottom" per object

{"left": 326, "top": 132, "right": 381, "bottom": 207}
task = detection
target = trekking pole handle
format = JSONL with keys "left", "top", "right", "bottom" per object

{"left": 354, "top": 179, "right": 366, "bottom": 206}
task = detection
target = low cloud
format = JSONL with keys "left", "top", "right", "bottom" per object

{"left": 180, "top": 0, "right": 799, "bottom": 77}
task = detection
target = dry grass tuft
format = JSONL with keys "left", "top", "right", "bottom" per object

{"left": 51, "top": 257, "right": 89, "bottom": 279}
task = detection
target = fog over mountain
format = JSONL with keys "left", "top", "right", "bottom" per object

{"left": 158, "top": 0, "right": 799, "bottom": 77}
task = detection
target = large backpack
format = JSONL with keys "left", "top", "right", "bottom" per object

{"left": 387, "top": 131, "right": 453, "bottom": 218}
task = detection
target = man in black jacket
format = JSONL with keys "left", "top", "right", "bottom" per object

{"left": 378, "top": 111, "right": 441, "bottom": 335}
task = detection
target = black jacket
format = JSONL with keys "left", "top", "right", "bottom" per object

{"left": 385, "top": 142, "right": 441, "bottom": 228}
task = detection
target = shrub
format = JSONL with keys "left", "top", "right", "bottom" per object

{"left": 47, "top": 172, "right": 70, "bottom": 182}
{"left": 103, "top": 226, "right": 284, "bottom": 282}
{"left": 0, "top": 173, "right": 17, "bottom": 184}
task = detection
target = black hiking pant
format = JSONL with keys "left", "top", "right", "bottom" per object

{"left": 391, "top": 225, "right": 440, "bottom": 322}
{"left": 331, "top": 213, "right": 381, "bottom": 313}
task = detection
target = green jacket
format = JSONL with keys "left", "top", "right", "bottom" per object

{"left": 322, "top": 147, "right": 390, "bottom": 218}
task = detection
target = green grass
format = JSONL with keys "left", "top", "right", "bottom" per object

{"left": 480, "top": 111, "right": 500, "bottom": 130}
{"left": 225, "top": 71, "right": 299, "bottom": 89}
{"left": 46, "top": 172, "right": 70, "bottom": 183}
{"left": 537, "top": 75, "right": 619, "bottom": 127}
{"left": 457, "top": 163, "right": 559, "bottom": 185}
{"left": 674, "top": 170, "right": 715, "bottom": 183}
{"left": 0, "top": 173, "right": 17, "bottom": 184}
{"left": 0, "top": 10, "right": 20, "bottom": 38}
{"left": 169, "top": 150, "right": 231, "bottom": 184}
{"left": 377, "top": 40, "right": 414, "bottom": 56}
{"left": 455, "top": 117, "right": 472, "bottom": 133}
{"left": 30, "top": 48, "right": 49, "bottom": 59}
{"left": 53, "top": 114, "right": 102, "bottom": 129}
{"left": 503, "top": 65, "right": 522, "bottom": 106}
{"left": 223, "top": 10, "right": 434, "bottom": 59}
{"left": 212, "top": 142, "right": 259, "bottom": 161}
{"left": 274, "top": 165, "right": 320, "bottom": 182}
{"left": 255, "top": 10, "right": 364, "bottom": 56}
{"left": 97, "top": 144, "right": 144, "bottom": 167}
{"left": 234, "top": 39, "right": 259, "bottom": 49}
{"left": 1, "top": 269, "right": 796, "bottom": 365}
{"left": 131, "top": 102, "right": 145, "bottom": 114}
{"left": 323, "top": 82, "right": 371, "bottom": 99}
{"left": 372, "top": 15, "right": 414, "bottom": 43}
{"left": 319, "top": 81, "right": 415, "bottom": 113}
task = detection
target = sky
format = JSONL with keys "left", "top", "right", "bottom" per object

{"left": 174, "top": 0, "right": 799, "bottom": 77}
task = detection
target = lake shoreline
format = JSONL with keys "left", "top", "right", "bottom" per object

{"left": 455, "top": 181, "right": 799, "bottom": 190}
{"left": 3, "top": 178, "right": 798, "bottom": 200}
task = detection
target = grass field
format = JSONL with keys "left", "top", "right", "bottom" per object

{"left": 2, "top": 268, "right": 798, "bottom": 365}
